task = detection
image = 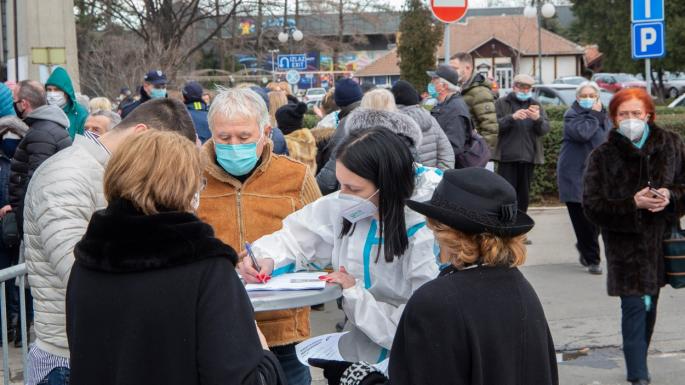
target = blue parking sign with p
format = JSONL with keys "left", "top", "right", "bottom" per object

{"left": 632, "top": 22, "right": 665, "bottom": 59}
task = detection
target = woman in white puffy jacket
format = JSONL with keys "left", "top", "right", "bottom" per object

{"left": 240, "top": 127, "right": 441, "bottom": 363}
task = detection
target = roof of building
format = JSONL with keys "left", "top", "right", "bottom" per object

{"left": 355, "top": 49, "right": 400, "bottom": 77}
{"left": 438, "top": 15, "right": 584, "bottom": 59}
{"left": 356, "top": 15, "right": 584, "bottom": 78}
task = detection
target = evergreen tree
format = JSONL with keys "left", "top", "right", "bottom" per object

{"left": 397, "top": 0, "right": 444, "bottom": 93}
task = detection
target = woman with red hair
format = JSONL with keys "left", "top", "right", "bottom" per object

{"left": 583, "top": 88, "right": 685, "bottom": 385}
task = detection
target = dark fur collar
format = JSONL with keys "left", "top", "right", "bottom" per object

{"left": 74, "top": 199, "right": 237, "bottom": 272}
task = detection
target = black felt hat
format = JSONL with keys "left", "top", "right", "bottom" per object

{"left": 406, "top": 168, "right": 534, "bottom": 237}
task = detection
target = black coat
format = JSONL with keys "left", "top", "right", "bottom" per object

{"left": 431, "top": 93, "right": 473, "bottom": 158}
{"left": 9, "top": 111, "right": 71, "bottom": 234}
{"left": 583, "top": 125, "right": 685, "bottom": 296}
{"left": 493, "top": 92, "right": 550, "bottom": 164}
{"left": 66, "top": 199, "right": 286, "bottom": 385}
{"left": 379, "top": 265, "right": 558, "bottom": 385}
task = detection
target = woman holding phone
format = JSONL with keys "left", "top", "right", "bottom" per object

{"left": 583, "top": 88, "right": 685, "bottom": 385}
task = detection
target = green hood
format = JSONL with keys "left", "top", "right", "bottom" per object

{"left": 46, "top": 67, "right": 77, "bottom": 104}
{"left": 45, "top": 67, "right": 88, "bottom": 139}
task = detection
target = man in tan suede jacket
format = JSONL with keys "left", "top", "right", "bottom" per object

{"left": 197, "top": 87, "right": 321, "bottom": 385}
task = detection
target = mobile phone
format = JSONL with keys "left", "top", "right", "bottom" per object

{"left": 649, "top": 188, "right": 666, "bottom": 199}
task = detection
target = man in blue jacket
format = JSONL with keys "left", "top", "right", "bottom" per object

{"left": 182, "top": 81, "right": 211, "bottom": 144}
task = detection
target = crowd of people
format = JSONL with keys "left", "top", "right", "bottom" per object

{"left": 0, "top": 50, "right": 680, "bottom": 385}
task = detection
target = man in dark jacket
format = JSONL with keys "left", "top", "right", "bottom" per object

{"left": 494, "top": 74, "right": 550, "bottom": 218}
{"left": 10, "top": 80, "right": 71, "bottom": 236}
{"left": 450, "top": 52, "right": 499, "bottom": 155}
{"left": 119, "top": 70, "right": 168, "bottom": 118}
{"left": 315, "top": 78, "right": 363, "bottom": 194}
{"left": 182, "top": 81, "right": 211, "bottom": 144}
{"left": 428, "top": 64, "right": 473, "bottom": 166}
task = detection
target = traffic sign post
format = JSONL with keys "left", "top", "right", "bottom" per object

{"left": 631, "top": 0, "right": 665, "bottom": 96}
{"left": 430, "top": 0, "right": 469, "bottom": 65}
{"left": 278, "top": 54, "right": 307, "bottom": 70}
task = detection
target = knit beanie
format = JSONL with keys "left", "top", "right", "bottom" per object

{"left": 391, "top": 80, "right": 419, "bottom": 106}
{"left": 0, "top": 83, "right": 16, "bottom": 117}
{"left": 334, "top": 78, "right": 363, "bottom": 107}
{"left": 276, "top": 102, "right": 307, "bottom": 135}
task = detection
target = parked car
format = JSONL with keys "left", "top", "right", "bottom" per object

{"left": 591, "top": 73, "right": 646, "bottom": 93}
{"left": 552, "top": 76, "right": 587, "bottom": 85}
{"left": 533, "top": 84, "right": 613, "bottom": 107}
{"left": 663, "top": 72, "right": 685, "bottom": 99}
{"left": 668, "top": 93, "right": 685, "bottom": 108}
{"left": 303, "top": 87, "right": 326, "bottom": 103}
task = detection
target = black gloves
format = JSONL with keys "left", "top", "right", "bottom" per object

{"left": 309, "top": 358, "right": 352, "bottom": 385}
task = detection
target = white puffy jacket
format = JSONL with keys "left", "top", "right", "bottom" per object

{"left": 252, "top": 165, "right": 442, "bottom": 363}
{"left": 24, "top": 134, "right": 109, "bottom": 357}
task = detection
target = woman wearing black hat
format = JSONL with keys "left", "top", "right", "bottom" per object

{"left": 311, "top": 167, "right": 559, "bottom": 385}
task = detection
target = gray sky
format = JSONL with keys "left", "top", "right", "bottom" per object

{"left": 385, "top": 0, "right": 491, "bottom": 10}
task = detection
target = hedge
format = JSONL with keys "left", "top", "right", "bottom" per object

{"left": 302, "top": 109, "right": 685, "bottom": 205}
{"left": 531, "top": 107, "right": 685, "bottom": 204}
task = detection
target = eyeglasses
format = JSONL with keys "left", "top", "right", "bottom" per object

{"left": 617, "top": 110, "right": 646, "bottom": 119}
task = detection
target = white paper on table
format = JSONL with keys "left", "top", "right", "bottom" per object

{"left": 245, "top": 272, "right": 327, "bottom": 292}
{"left": 296, "top": 332, "right": 348, "bottom": 366}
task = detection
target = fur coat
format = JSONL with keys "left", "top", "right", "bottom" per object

{"left": 583, "top": 125, "right": 685, "bottom": 296}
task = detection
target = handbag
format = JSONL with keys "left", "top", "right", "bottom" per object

{"left": 455, "top": 128, "right": 491, "bottom": 169}
{"left": 663, "top": 222, "right": 685, "bottom": 289}
{"left": 2, "top": 211, "right": 19, "bottom": 248}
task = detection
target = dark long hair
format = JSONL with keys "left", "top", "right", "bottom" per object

{"left": 337, "top": 127, "right": 416, "bottom": 262}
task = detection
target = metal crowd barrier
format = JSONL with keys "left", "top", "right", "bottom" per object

{"left": 0, "top": 263, "right": 28, "bottom": 385}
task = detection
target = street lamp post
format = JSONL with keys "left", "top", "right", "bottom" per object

{"left": 524, "top": 1, "right": 556, "bottom": 84}
{"left": 269, "top": 49, "right": 279, "bottom": 82}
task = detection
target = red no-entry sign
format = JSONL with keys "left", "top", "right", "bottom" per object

{"left": 430, "top": 0, "right": 469, "bottom": 23}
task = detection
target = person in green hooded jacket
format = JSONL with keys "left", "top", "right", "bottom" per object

{"left": 45, "top": 67, "right": 88, "bottom": 139}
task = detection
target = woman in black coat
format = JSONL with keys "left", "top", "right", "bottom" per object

{"left": 583, "top": 88, "right": 685, "bottom": 385}
{"left": 557, "top": 81, "right": 611, "bottom": 274}
{"left": 66, "top": 131, "right": 286, "bottom": 385}
{"left": 311, "top": 168, "right": 558, "bottom": 385}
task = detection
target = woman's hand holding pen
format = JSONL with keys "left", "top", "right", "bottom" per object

{"left": 237, "top": 255, "right": 274, "bottom": 284}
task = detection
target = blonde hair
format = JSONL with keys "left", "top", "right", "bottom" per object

{"left": 268, "top": 91, "right": 288, "bottom": 127}
{"left": 104, "top": 130, "right": 203, "bottom": 215}
{"left": 89, "top": 97, "right": 112, "bottom": 112}
{"left": 427, "top": 218, "right": 526, "bottom": 269}
{"left": 360, "top": 88, "right": 397, "bottom": 112}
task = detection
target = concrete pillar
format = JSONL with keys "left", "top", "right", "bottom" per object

{"left": 6, "top": 0, "right": 80, "bottom": 91}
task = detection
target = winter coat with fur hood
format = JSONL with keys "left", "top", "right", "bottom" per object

{"left": 315, "top": 108, "right": 423, "bottom": 195}
{"left": 398, "top": 104, "right": 454, "bottom": 170}
{"left": 583, "top": 125, "right": 685, "bottom": 296}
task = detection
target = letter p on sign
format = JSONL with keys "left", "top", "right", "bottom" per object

{"left": 640, "top": 27, "right": 657, "bottom": 52}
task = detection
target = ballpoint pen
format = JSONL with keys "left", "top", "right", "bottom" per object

{"left": 245, "top": 242, "right": 269, "bottom": 283}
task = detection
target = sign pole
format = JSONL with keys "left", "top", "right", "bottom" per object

{"left": 645, "top": 58, "right": 651, "bottom": 96}
{"left": 444, "top": 23, "right": 451, "bottom": 65}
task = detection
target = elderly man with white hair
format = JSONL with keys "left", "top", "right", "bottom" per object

{"left": 427, "top": 64, "right": 474, "bottom": 167}
{"left": 196, "top": 87, "right": 321, "bottom": 385}
{"left": 557, "top": 80, "right": 610, "bottom": 275}
{"left": 84, "top": 109, "right": 121, "bottom": 137}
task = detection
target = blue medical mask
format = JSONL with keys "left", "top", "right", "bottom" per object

{"left": 516, "top": 92, "right": 532, "bottom": 101}
{"left": 578, "top": 98, "right": 595, "bottom": 109}
{"left": 150, "top": 88, "right": 166, "bottom": 99}
{"left": 434, "top": 241, "right": 451, "bottom": 271}
{"left": 215, "top": 136, "right": 262, "bottom": 176}
{"left": 427, "top": 83, "right": 439, "bottom": 98}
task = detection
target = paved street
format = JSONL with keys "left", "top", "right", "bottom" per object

{"left": 310, "top": 207, "right": 685, "bottom": 385}
{"left": 1, "top": 208, "right": 683, "bottom": 385}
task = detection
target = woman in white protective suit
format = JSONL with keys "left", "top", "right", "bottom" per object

{"left": 239, "top": 126, "right": 441, "bottom": 363}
